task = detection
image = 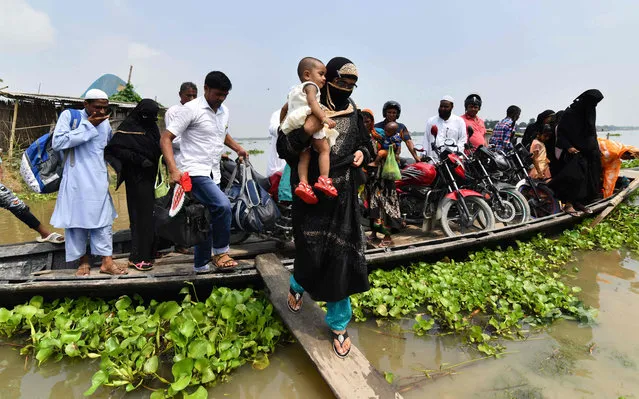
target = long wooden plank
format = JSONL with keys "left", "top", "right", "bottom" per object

{"left": 255, "top": 253, "right": 402, "bottom": 399}
{"left": 590, "top": 177, "right": 639, "bottom": 227}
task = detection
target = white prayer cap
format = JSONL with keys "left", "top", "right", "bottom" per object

{"left": 84, "top": 89, "right": 109, "bottom": 100}
{"left": 441, "top": 95, "right": 454, "bottom": 103}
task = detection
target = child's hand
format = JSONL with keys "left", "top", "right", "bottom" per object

{"left": 324, "top": 118, "right": 337, "bottom": 129}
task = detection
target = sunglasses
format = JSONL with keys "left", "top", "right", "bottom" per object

{"left": 334, "top": 78, "right": 357, "bottom": 89}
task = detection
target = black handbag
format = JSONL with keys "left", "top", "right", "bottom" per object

{"left": 224, "top": 160, "right": 280, "bottom": 233}
{"left": 154, "top": 187, "right": 211, "bottom": 247}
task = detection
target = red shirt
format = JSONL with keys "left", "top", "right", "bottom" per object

{"left": 461, "top": 113, "right": 486, "bottom": 149}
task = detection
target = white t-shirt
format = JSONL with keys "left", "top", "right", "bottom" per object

{"left": 266, "top": 109, "right": 286, "bottom": 177}
{"left": 166, "top": 96, "right": 229, "bottom": 182}
{"left": 422, "top": 114, "right": 467, "bottom": 159}
{"left": 165, "top": 103, "right": 184, "bottom": 151}
{"left": 165, "top": 103, "right": 183, "bottom": 126}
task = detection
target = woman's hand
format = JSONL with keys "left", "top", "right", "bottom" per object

{"left": 568, "top": 147, "right": 580, "bottom": 154}
{"left": 352, "top": 150, "right": 364, "bottom": 167}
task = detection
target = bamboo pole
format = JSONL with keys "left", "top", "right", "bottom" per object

{"left": 8, "top": 101, "right": 19, "bottom": 159}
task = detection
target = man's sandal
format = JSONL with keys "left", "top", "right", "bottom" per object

{"left": 100, "top": 262, "right": 129, "bottom": 275}
{"left": 331, "top": 330, "right": 351, "bottom": 359}
{"left": 75, "top": 263, "right": 90, "bottom": 277}
{"left": 287, "top": 287, "right": 303, "bottom": 313}
{"left": 212, "top": 253, "right": 238, "bottom": 273}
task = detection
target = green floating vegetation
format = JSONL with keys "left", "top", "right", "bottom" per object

{"left": 0, "top": 286, "right": 286, "bottom": 398}
{"left": 351, "top": 204, "right": 639, "bottom": 356}
{"left": 15, "top": 191, "right": 58, "bottom": 202}
{"left": 247, "top": 149, "right": 264, "bottom": 155}
{"left": 622, "top": 159, "right": 639, "bottom": 169}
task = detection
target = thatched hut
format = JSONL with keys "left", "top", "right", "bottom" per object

{"left": 0, "top": 91, "right": 137, "bottom": 159}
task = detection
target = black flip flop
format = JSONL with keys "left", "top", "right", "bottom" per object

{"left": 331, "top": 330, "right": 351, "bottom": 359}
{"left": 287, "top": 287, "right": 303, "bottom": 313}
{"left": 563, "top": 206, "right": 582, "bottom": 217}
{"left": 575, "top": 203, "right": 594, "bottom": 214}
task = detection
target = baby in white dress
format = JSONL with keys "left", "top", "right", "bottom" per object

{"left": 280, "top": 57, "right": 339, "bottom": 204}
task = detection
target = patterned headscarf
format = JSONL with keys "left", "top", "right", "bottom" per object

{"left": 321, "top": 57, "right": 358, "bottom": 112}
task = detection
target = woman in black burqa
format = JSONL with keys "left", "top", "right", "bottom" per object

{"left": 277, "top": 57, "right": 374, "bottom": 358}
{"left": 105, "top": 99, "right": 162, "bottom": 271}
{"left": 550, "top": 89, "right": 604, "bottom": 215}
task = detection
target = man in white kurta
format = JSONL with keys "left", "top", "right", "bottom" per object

{"left": 51, "top": 89, "right": 123, "bottom": 276}
{"left": 423, "top": 95, "right": 468, "bottom": 160}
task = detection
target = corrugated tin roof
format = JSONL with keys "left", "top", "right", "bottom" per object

{"left": 0, "top": 91, "right": 138, "bottom": 109}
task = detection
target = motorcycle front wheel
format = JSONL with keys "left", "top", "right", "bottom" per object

{"left": 495, "top": 189, "right": 531, "bottom": 225}
{"left": 518, "top": 183, "right": 560, "bottom": 218}
{"left": 440, "top": 196, "right": 495, "bottom": 237}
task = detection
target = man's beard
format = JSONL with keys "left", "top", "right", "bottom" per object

{"left": 439, "top": 110, "right": 452, "bottom": 120}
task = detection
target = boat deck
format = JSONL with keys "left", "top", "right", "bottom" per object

{"left": 1, "top": 169, "right": 637, "bottom": 302}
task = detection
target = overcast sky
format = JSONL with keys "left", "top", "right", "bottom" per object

{"left": 1, "top": 0, "right": 637, "bottom": 136}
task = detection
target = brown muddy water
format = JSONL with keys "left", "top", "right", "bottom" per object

{"left": 0, "top": 249, "right": 638, "bottom": 398}
{"left": 0, "top": 188, "right": 131, "bottom": 246}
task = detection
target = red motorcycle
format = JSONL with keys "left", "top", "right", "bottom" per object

{"left": 396, "top": 141, "right": 495, "bottom": 237}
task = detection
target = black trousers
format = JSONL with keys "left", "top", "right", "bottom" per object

{"left": 124, "top": 167, "right": 156, "bottom": 263}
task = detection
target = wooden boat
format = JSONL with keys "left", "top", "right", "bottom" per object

{"left": 1, "top": 170, "right": 637, "bottom": 304}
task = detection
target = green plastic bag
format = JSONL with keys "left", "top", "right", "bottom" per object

{"left": 154, "top": 155, "right": 170, "bottom": 199}
{"left": 381, "top": 146, "right": 401, "bottom": 180}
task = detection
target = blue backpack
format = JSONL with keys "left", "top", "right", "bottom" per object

{"left": 20, "top": 109, "right": 82, "bottom": 193}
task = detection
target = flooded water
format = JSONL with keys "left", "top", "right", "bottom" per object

{"left": 1, "top": 133, "right": 639, "bottom": 398}
{"left": 1, "top": 249, "right": 638, "bottom": 398}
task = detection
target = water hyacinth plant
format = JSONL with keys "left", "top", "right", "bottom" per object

{"left": 0, "top": 287, "right": 286, "bottom": 398}
{"left": 350, "top": 203, "right": 639, "bottom": 355}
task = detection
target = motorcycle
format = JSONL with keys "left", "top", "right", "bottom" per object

{"left": 397, "top": 139, "right": 495, "bottom": 237}
{"left": 490, "top": 143, "right": 560, "bottom": 218}
{"left": 463, "top": 146, "right": 531, "bottom": 225}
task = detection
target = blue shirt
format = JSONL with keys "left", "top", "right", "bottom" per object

{"left": 374, "top": 120, "right": 412, "bottom": 141}
{"left": 489, "top": 117, "right": 516, "bottom": 152}
{"left": 374, "top": 128, "right": 402, "bottom": 151}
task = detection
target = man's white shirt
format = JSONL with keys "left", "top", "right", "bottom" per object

{"left": 422, "top": 114, "right": 467, "bottom": 159}
{"left": 166, "top": 96, "right": 229, "bottom": 183}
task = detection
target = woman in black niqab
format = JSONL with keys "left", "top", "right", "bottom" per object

{"left": 105, "top": 99, "right": 161, "bottom": 270}
{"left": 277, "top": 57, "right": 374, "bottom": 358}
{"left": 550, "top": 89, "right": 604, "bottom": 214}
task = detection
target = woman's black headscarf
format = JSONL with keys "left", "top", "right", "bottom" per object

{"left": 556, "top": 89, "right": 603, "bottom": 151}
{"left": 320, "top": 57, "right": 358, "bottom": 111}
{"left": 110, "top": 98, "right": 161, "bottom": 158}
{"left": 105, "top": 99, "right": 161, "bottom": 186}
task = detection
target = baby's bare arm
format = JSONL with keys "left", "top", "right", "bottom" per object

{"left": 304, "top": 84, "right": 327, "bottom": 123}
